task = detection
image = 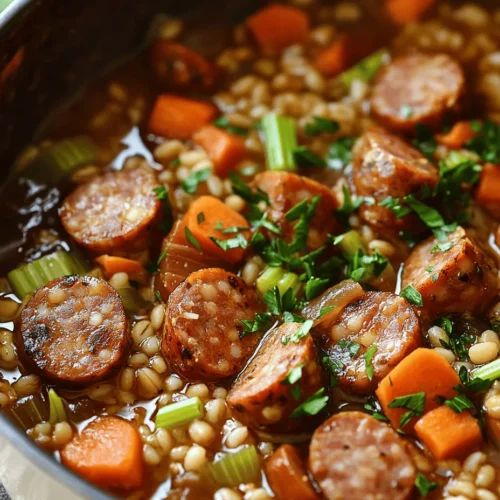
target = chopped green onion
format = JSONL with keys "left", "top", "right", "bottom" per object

{"left": 206, "top": 446, "right": 260, "bottom": 487}
{"left": 115, "top": 287, "right": 151, "bottom": 314}
{"left": 339, "top": 49, "right": 389, "bottom": 88}
{"left": 256, "top": 266, "right": 302, "bottom": 297}
{"left": 471, "top": 358, "right": 500, "bottom": 381}
{"left": 262, "top": 113, "right": 298, "bottom": 172}
{"left": 155, "top": 397, "right": 204, "bottom": 429}
{"left": 8, "top": 250, "right": 87, "bottom": 298}
{"left": 48, "top": 389, "right": 67, "bottom": 425}
{"left": 443, "top": 150, "right": 480, "bottom": 169}
{"left": 23, "top": 136, "right": 98, "bottom": 184}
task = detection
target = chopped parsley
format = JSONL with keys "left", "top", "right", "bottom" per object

{"left": 430, "top": 241, "right": 453, "bottom": 253}
{"left": 379, "top": 196, "right": 412, "bottom": 219}
{"left": 153, "top": 185, "right": 174, "bottom": 234}
{"left": 466, "top": 120, "right": 500, "bottom": 163}
{"left": 184, "top": 226, "right": 202, "bottom": 252}
{"left": 293, "top": 146, "right": 324, "bottom": 167}
{"left": 444, "top": 393, "right": 475, "bottom": 413}
{"left": 436, "top": 316, "right": 474, "bottom": 361}
{"left": 364, "top": 344, "right": 378, "bottom": 381}
{"left": 182, "top": 168, "right": 211, "bottom": 194}
{"left": 281, "top": 364, "right": 304, "bottom": 400}
{"left": 229, "top": 172, "right": 269, "bottom": 205}
{"left": 458, "top": 365, "right": 493, "bottom": 393}
{"left": 282, "top": 319, "right": 314, "bottom": 345}
{"left": 305, "top": 277, "right": 330, "bottom": 300}
{"left": 415, "top": 473, "right": 438, "bottom": 496}
{"left": 213, "top": 116, "right": 248, "bottom": 136}
{"left": 321, "top": 351, "right": 343, "bottom": 387}
{"left": 388, "top": 392, "right": 426, "bottom": 428}
{"left": 400, "top": 105, "right": 414, "bottom": 118}
{"left": 221, "top": 226, "right": 250, "bottom": 234}
{"left": 400, "top": 285, "right": 423, "bottom": 307}
{"left": 347, "top": 248, "right": 388, "bottom": 283}
{"left": 326, "top": 137, "right": 356, "bottom": 170}
{"left": 413, "top": 123, "right": 437, "bottom": 161}
{"left": 197, "top": 212, "right": 205, "bottom": 224}
{"left": 364, "top": 395, "right": 388, "bottom": 422}
{"left": 145, "top": 247, "right": 168, "bottom": 275}
{"left": 239, "top": 313, "right": 273, "bottom": 338}
{"left": 336, "top": 185, "right": 368, "bottom": 220}
{"left": 338, "top": 339, "right": 361, "bottom": 358}
{"left": 290, "top": 388, "right": 329, "bottom": 419}
{"left": 304, "top": 116, "right": 339, "bottom": 136}
{"left": 263, "top": 286, "right": 300, "bottom": 315}
{"left": 319, "top": 305, "right": 334, "bottom": 318}
{"left": 282, "top": 311, "right": 305, "bottom": 323}
{"left": 210, "top": 233, "right": 249, "bottom": 252}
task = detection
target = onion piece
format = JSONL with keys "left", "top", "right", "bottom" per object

{"left": 301, "top": 279, "right": 364, "bottom": 331}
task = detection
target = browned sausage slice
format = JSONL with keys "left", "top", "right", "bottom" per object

{"left": 227, "top": 323, "right": 323, "bottom": 432}
{"left": 17, "top": 276, "right": 128, "bottom": 386}
{"left": 60, "top": 167, "right": 161, "bottom": 254}
{"left": 252, "top": 171, "right": 341, "bottom": 249}
{"left": 402, "top": 226, "right": 499, "bottom": 319}
{"left": 309, "top": 411, "right": 416, "bottom": 500}
{"left": 352, "top": 129, "right": 438, "bottom": 235}
{"left": 371, "top": 53, "right": 465, "bottom": 132}
{"left": 163, "top": 268, "right": 264, "bottom": 381}
{"left": 324, "top": 291, "right": 421, "bottom": 394}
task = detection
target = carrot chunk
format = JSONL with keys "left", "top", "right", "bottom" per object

{"left": 385, "top": 0, "right": 436, "bottom": 24}
{"left": 184, "top": 196, "right": 250, "bottom": 264}
{"left": 436, "top": 121, "right": 478, "bottom": 149}
{"left": 476, "top": 163, "right": 500, "bottom": 205}
{"left": 148, "top": 94, "right": 217, "bottom": 140}
{"left": 265, "top": 444, "right": 319, "bottom": 500}
{"left": 95, "top": 255, "right": 147, "bottom": 282}
{"left": 60, "top": 416, "right": 144, "bottom": 490}
{"left": 247, "top": 4, "right": 309, "bottom": 54}
{"left": 415, "top": 405, "right": 483, "bottom": 460}
{"left": 315, "top": 36, "right": 349, "bottom": 77}
{"left": 376, "top": 348, "right": 460, "bottom": 433}
{"left": 193, "top": 125, "right": 246, "bottom": 177}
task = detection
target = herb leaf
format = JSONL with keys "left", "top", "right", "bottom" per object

{"left": 239, "top": 313, "right": 273, "bottom": 338}
{"left": 304, "top": 116, "right": 339, "bottom": 136}
{"left": 185, "top": 226, "right": 202, "bottom": 252}
{"left": 210, "top": 233, "right": 248, "bottom": 251}
{"left": 229, "top": 172, "right": 269, "bottom": 205}
{"left": 214, "top": 116, "right": 248, "bottom": 136}
{"left": 364, "top": 344, "right": 378, "bottom": 381}
{"left": 444, "top": 393, "right": 475, "bottom": 413}
{"left": 415, "top": 473, "right": 438, "bottom": 496}
{"left": 338, "top": 339, "right": 361, "bottom": 358}
{"left": 326, "top": 137, "right": 356, "bottom": 170}
{"left": 182, "top": 168, "right": 211, "bottom": 194}
{"left": 290, "top": 388, "right": 329, "bottom": 419}
{"left": 400, "top": 285, "right": 423, "bottom": 307}
{"left": 293, "top": 146, "right": 324, "bottom": 167}
{"left": 282, "top": 319, "right": 314, "bottom": 345}
{"left": 388, "top": 392, "right": 426, "bottom": 428}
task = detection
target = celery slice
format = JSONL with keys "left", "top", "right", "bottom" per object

{"left": 207, "top": 446, "right": 260, "bottom": 487}
{"left": 48, "top": 389, "right": 67, "bottom": 425}
{"left": 155, "top": 397, "right": 204, "bottom": 429}
{"left": 337, "top": 230, "right": 366, "bottom": 257}
{"left": 262, "top": 113, "right": 298, "bottom": 172}
{"left": 23, "top": 136, "right": 98, "bottom": 184}
{"left": 256, "top": 266, "right": 302, "bottom": 296}
{"left": 115, "top": 287, "right": 151, "bottom": 314}
{"left": 8, "top": 250, "right": 87, "bottom": 298}
{"left": 471, "top": 359, "right": 500, "bottom": 381}
{"left": 339, "top": 49, "right": 389, "bottom": 88}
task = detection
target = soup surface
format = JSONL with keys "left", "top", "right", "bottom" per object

{"left": 3, "top": 1, "right": 500, "bottom": 499}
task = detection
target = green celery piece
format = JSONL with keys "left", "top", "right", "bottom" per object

{"left": 262, "top": 113, "right": 298, "bottom": 172}
{"left": 48, "top": 389, "right": 67, "bottom": 425}
{"left": 256, "top": 266, "right": 301, "bottom": 296}
{"left": 155, "top": 397, "right": 204, "bottom": 429}
{"left": 207, "top": 446, "right": 260, "bottom": 487}
{"left": 472, "top": 359, "right": 500, "bottom": 381}
{"left": 339, "top": 49, "right": 389, "bottom": 88}
{"left": 338, "top": 230, "right": 366, "bottom": 257}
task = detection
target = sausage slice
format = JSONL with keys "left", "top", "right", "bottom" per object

{"left": 352, "top": 129, "right": 438, "bottom": 234}
{"left": 252, "top": 171, "right": 341, "bottom": 249}
{"left": 324, "top": 292, "right": 421, "bottom": 394}
{"left": 309, "top": 411, "right": 416, "bottom": 500}
{"left": 18, "top": 276, "right": 128, "bottom": 386}
{"left": 60, "top": 167, "right": 161, "bottom": 254}
{"left": 163, "top": 268, "right": 264, "bottom": 381}
{"left": 371, "top": 53, "right": 465, "bottom": 131}
{"left": 402, "top": 226, "right": 499, "bottom": 319}
{"left": 227, "top": 323, "right": 324, "bottom": 432}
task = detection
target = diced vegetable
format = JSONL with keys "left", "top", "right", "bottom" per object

{"left": 155, "top": 397, "right": 204, "bottom": 429}
{"left": 337, "top": 230, "right": 365, "bottom": 258}
{"left": 206, "top": 445, "right": 260, "bottom": 487}
{"left": 193, "top": 125, "right": 246, "bottom": 177}
{"left": 301, "top": 279, "right": 364, "bottom": 330}
{"left": 8, "top": 250, "right": 87, "bottom": 299}
{"left": 7, "top": 393, "right": 47, "bottom": 430}
{"left": 183, "top": 196, "right": 250, "bottom": 263}
{"left": 414, "top": 405, "right": 482, "bottom": 460}
{"left": 48, "top": 389, "right": 67, "bottom": 425}
{"left": 148, "top": 94, "right": 217, "bottom": 139}
{"left": 115, "top": 286, "right": 151, "bottom": 314}
{"left": 262, "top": 113, "right": 298, "bottom": 172}
{"left": 23, "top": 136, "right": 98, "bottom": 184}
{"left": 376, "top": 348, "right": 460, "bottom": 433}
{"left": 475, "top": 163, "right": 500, "bottom": 205}
{"left": 94, "top": 255, "right": 147, "bottom": 282}
{"left": 264, "top": 444, "right": 319, "bottom": 500}
{"left": 256, "top": 266, "right": 302, "bottom": 297}
{"left": 247, "top": 4, "right": 309, "bottom": 54}
{"left": 315, "top": 36, "right": 349, "bottom": 77}
{"left": 385, "top": 0, "right": 436, "bottom": 24}
{"left": 443, "top": 150, "right": 478, "bottom": 169}
{"left": 338, "top": 49, "right": 389, "bottom": 88}
{"left": 471, "top": 358, "right": 500, "bottom": 381}
{"left": 60, "top": 416, "right": 144, "bottom": 490}
{"left": 436, "top": 121, "right": 478, "bottom": 150}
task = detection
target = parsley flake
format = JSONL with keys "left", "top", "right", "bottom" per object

{"left": 290, "top": 388, "right": 329, "bottom": 419}
{"left": 184, "top": 226, "right": 202, "bottom": 252}
{"left": 213, "top": 116, "right": 248, "bottom": 136}
{"left": 293, "top": 146, "right": 325, "bottom": 167}
{"left": 415, "top": 473, "right": 438, "bottom": 496}
{"left": 444, "top": 393, "right": 475, "bottom": 413}
{"left": 304, "top": 116, "right": 339, "bottom": 136}
{"left": 182, "top": 168, "right": 211, "bottom": 194}
{"left": 388, "top": 392, "right": 426, "bottom": 428}
{"left": 326, "top": 137, "right": 356, "bottom": 170}
{"left": 364, "top": 344, "right": 378, "bottom": 381}
{"left": 400, "top": 285, "right": 423, "bottom": 307}
{"left": 282, "top": 319, "right": 314, "bottom": 345}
